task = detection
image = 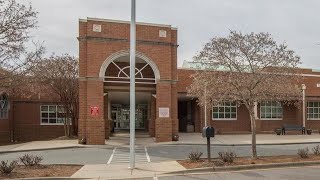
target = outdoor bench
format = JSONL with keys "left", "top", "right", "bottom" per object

{"left": 281, "top": 124, "right": 305, "bottom": 135}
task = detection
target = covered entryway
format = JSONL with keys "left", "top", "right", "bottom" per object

{"left": 100, "top": 51, "right": 159, "bottom": 136}
{"left": 178, "top": 93, "right": 201, "bottom": 133}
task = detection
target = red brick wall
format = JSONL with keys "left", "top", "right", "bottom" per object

{"left": 79, "top": 18, "right": 178, "bottom": 143}
{"left": 12, "top": 101, "right": 67, "bottom": 142}
{"left": 177, "top": 68, "right": 320, "bottom": 133}
{"left": 0, "top": 118, "right": 10, "bottom": 144}
{"left": 207, "top": 105, "right": 251, "bottom": 133}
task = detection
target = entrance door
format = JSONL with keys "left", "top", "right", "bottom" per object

{"left": 112, "top": 104, "right": 147, "bottom": 130}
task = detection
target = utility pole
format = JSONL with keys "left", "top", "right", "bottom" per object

{"left": 129, "top": 0, "right": 136, "bottom": 169}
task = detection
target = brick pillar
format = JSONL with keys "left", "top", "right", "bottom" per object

{"left": 104, "top": 94, "right": 110, "bottom": 139}
{"left": 171, "top": 84, "right": 178, "bottom": 135}
{"left": 78, "top": 80, "right": 87, "bottom": 140}
{"left": 149, "top": 96, "right": 156, "bottom": 137}
{"left": 194, "top": 100, "right": 201, "bottom": 132}
{"left": 82, "top": 78, "right": 105, "bottom": 145}
{"left": 155, "top": 83, "right": 173, "bottom": 142}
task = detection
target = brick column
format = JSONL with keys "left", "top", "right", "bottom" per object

{"left": 78, "top": 80, "right": 87, "bottom": 140}
{"left": 84, "top": 78, "right": 105, "bottom": 145}
{"left": 155, "top": 83, "right": 173, "bottom": 142}
{"left": 171, "top": 84, "right": 178, "bottom": 135}
{"left": 104, "top": 94, "right": 110, "bottom": 139}
{"left": 149, "top": 96, "right": 156, "bottom": 137}
{"left": 194, "top": 100, "right": 201, "bottom": 132}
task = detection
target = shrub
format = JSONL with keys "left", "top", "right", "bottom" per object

{"left": 297, "top": 148, "right": 309, "bottom": 158}
{"left": 0, "top": 160, "right": 18, "bottom": 174}
{"left": 19, "top": 154, "right": 43, "bottom": 166}
{"left": 213, "top": 160, "right": 224, "bottom": 167}
{"left": 313, "top": 145, "right": 320, "bottom": 156}
{"left": 218, "top": 151, "right": 237, "bottom": 163}
{"left": 188, "top": 151, "right": 203, "bottom": 162}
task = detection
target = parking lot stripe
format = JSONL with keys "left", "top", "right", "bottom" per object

{"left": 145, "top": 146, "right": 151, "bottom": 163}
{"left": 107, "top": 147, "right": 117, "bottom": 164}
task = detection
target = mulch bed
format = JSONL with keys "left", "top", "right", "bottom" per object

{"left": 54, "top": 136, "right": 78, "bottom": 140}
{"left": 177, "top": 155, "right": 320, "bottom": 169}
{"left": 0, "top": 165, "right": 82, "bottom": 179}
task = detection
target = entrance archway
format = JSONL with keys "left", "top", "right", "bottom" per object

{"left": 100, "top": 51, "right": 159, "bottom": 134}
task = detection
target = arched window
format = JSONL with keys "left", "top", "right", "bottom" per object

{"left": 0, "top": 93, "right": 9, "bottom": 119}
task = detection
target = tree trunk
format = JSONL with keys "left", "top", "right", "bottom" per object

{"left": 249, "top": 106, "right": 258, "bottom": 159}
{"left": 66, "top": 106, "right": 71, "bottom": 137}
{"left": 63, "top": 119, "right": 67, "bottom": 137}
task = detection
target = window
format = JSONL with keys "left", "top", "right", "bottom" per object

{"left": 40, "top": 105, "right": 66, "bottom": 125}
{"left": 260, "top": 101, "right": 283, "bottom": 120}
{"left": 307, "top": 102, "right": 320, "bottom": 120}
{"left": 0, "top": 109, "right": 8, "bottom": 119}
{"left": 0, "top": 94, "right": 9, "bottom": 119}
{"left": 212, "top": 102, "right": 237, "bottom": 120}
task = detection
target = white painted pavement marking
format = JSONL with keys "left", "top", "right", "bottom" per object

{"left": 145, "top": 146, "right": 151, "bottom": 163}
{"left": 107, "top": 147, "right": 117, "bottom": 164}
{"left": 109, "top": 146, "right": 149, "bottom": 164}
{"left": 153, "top": 177, "right": 158, "bottom": 180}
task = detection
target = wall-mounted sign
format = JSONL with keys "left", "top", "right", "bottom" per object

{"left": 159, "top": 30, "right": 167, "bottom": 38}
{"left": 90, "top": 106, "right": 99, "bottom": 116}
{"left": 159, "top": 107, "right": 170, "bottom": 118}
{"left": 317, "top": 83, "right": 320, "bottom": 88}
{"left": 93, "top": 24, "right": 102, "bottom": 32}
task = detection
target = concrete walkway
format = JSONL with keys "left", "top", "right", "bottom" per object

{"left": 1, "top": 133, "right": 320, "bottom": 153}
{"left": 71, "top": 161, "right": 185, "bottom": 179}
{"left": 0, "top": 140, "right": 85, "bottom": 153}
{"left": 172, "top": 133, "right": 320, "bottom": 146}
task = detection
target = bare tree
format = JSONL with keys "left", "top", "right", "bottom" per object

{"left": 32, "top": 54, "right": 79, "bottom": 137}
{"left": 188, "top": 31, "right": 302, "bottom": 158}
{"left": 0, "top": 0, "right": 44, "bottom": 89}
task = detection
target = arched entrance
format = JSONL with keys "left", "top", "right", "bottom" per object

{"left": 78, "top": 17, "right": 178, "bottom": 144}
{"left": 100, "top": 51, "right": 159, "bottom": 134}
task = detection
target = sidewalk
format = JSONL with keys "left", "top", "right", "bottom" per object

{"left": 0, "top": 140, "right": 84, "bottom": 154}
{"left": 71, "top": 161, "right": 185, "bottom": 179}
{"left": 170, "top": 133, "right": 320, "bottom": 146}
{"left": 106, "top": 133, "right": 320, "bottom": 147}
{"left": 1, "top": 133, "right": 320, "bottom": 153}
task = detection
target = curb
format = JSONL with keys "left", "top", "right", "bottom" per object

{"left": 158, "top": 141, "right": 320, "bottom": 146}
{"left": 2, "top": 141, "right": 320, "bottom": 154}
{"left": 0, "top": 146, "right": 86, "bottom": 154}
{"left": 11, "top": 177, "right": 89, "bottom": 180}
{"left": 165, "top": 160, "right": 320, "bottom": 175}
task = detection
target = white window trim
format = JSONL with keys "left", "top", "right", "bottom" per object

{"left": 212, "top": 102, "right": 237, "bottom": 121}
{"left": 308, "top": 118, "right": 320, "bottom": 121}
{"left": 307, "top": 102, "right": 320, "bottom": 120}
{"left": 40, "top": 105, "right": 67, "bottom": 126}
{"left": 260, "top": 118, "right": 283, "bottom": 121}
{"left": 260, "top": 101, "right": 283, "bottom": 120}
{"left": 213, "top": 118, "right": 237, "bottom": 121}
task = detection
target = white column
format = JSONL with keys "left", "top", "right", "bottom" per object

{"left": 204, "top": 84, "right": 207, "bottom": 127}
{"left": 302, "top": 84, "right": 306, "bottom": 128}
{"left": 254, "top": 102, "right": 258, "bottom": 119}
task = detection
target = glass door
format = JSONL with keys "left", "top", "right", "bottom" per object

{"left": 112, "top": 104, "right": 147, "bottom": 130}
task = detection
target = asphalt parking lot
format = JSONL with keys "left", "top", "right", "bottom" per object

{"left": 1, "top": 143, "right": 319, "bottom": 165}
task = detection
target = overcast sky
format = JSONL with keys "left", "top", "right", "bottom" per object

{"left": 22, "top": 0, "right": 320, "bottom": 68}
